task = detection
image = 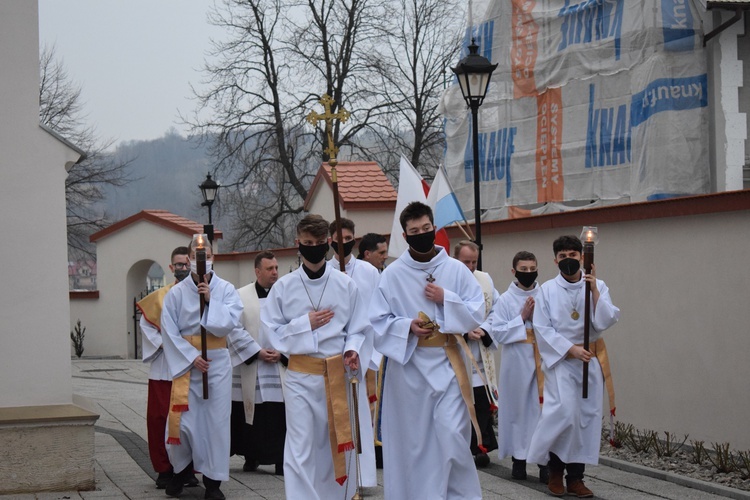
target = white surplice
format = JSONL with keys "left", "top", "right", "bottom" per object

{"left": 527, "top": 273, "right": 620, "bottom": 465}
{"left": 232, "top": 283, "right": 285, "bottom": 422}
{"left": 369, "top": 246, "right": 485, "bottom": 500}
{"left": 161, "top": 272, "right": 258, "bottom": 481}
{"left": 467, "top": 270, "right": 500, "bottom": 388}
{"left": 261, "top": 265, "right": 368, "bottom": 500}
{"left": 492, "top": 280, "right": 541, "bottom": 460}
{"left": 328, "top": 256, "right": 380, "bottom": 487}
{"left": 141, "top": 316, "right": 170, "bottom": 381}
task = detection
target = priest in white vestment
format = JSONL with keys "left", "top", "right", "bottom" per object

{"left": 231, "top": 251, "right": 286, "bottom": 475}
{"left": 370, "top": 202, "right": 485, "bottom": 500}
{"left": 161, "top": 241, "right": 260, "bottom": 500}
{"left": 527, "top": 235, "right": 620, "bottom": 498}
{"left": 491, "top": 251, "right": 549, "bottom": 483}
{"left": 262, "top": 215, "right": 369, "bottom": 500}
{"left": 327, "top": 217, "right": 381, "bottom": 488}
{"left": 453, "top": 240, "right": 500, "bottom": 467}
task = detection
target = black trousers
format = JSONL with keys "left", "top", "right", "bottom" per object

{"left": 549, "top": 452, "right": 585, "bottom": 482}
{"left": 470, "top": 385, "right": 498, "bottom": 455}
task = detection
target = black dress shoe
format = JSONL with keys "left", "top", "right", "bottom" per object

{"left": 474, "top": 452, "right": 490, "bottom": 468}
{"left": 274, "top": 463, "right": 284, "bottom": 476}
{"left": 165, "top": 465, "right": 192, "bottom": 497}
{"left": 185, "top": 473, "right": 200, "bottom": 487}
{"left": 511, "top": 457, "right": 528, "bottom": 480}
{"left": 203, "top": 476, "right": 226, "bottom": 500}
{"left": 243, "top": 459, "right": 259, "bottom": 472}
{"left": 155, "top": 471, "right": 173, "bottom": 489}
{"left": 538, "top": 464, "right": 550, "bottom": 484}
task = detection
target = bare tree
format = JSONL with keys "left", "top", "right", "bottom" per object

{"left": 192, "top": 0, "right": 393, "bottom": 250}
{"left": 39, "top": 45, "right": 132, "bottom": 258}
{"left": 192, "top": 0, "right": 464, "bottom": 249}
{"left": 373, "top": 0, "right": 464, "bottom": 179}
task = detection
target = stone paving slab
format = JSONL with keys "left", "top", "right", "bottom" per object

{"left": 2, "top": 359, "right": 748, "bottom": 499}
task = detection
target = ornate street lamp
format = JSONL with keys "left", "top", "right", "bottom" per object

{"left": 451, "top": 39, "right": 497, "bottom": 270}
{"left": 199, "top": 173, "right": 219, "bottom": 243}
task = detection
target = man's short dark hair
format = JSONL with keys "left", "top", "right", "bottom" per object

{"left": 399, "top": 201, "right": 434, "bottom": 231}
{"left": 453, "top": 240, "right": 479, "bottom": 258}
{"left": 552, "top": 235, "right": 582, "bottom": 255}
{"left": 357, "top": 233, "right": 386, "bottom": 259}
{"left": 512, "top": 251, "right": 537, "bottom": 269}
{"left": 329, "top": 218, "right": 355, "bottom": 236}
{"left": 254, "top": 250, "right": 276, "bottom": 269}
{"left": 297, "top": 214, "right": 329, "bottom": 239}
{"left": 171, "top": 246, "right": 189, "bottom": 262}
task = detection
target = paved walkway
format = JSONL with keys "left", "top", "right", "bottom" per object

{"left": 4, "top": 359, "right": 748, "bottom": 499}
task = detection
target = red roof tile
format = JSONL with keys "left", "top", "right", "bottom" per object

{"left": 304, "top": 161, "right": 397, "bottom": 211}
{"left": 89, "top": 210, "right": 223, "bottom": 243}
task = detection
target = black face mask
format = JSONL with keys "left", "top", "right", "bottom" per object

{"left": 298, "top": 242, "right": 329, "bottom": 264}
{"left": 405, "top": 230, "right": 436, "bottom": 254}
{"left": 174, "top": 269, "right": 190, "bottom": 282}
{"left": 558, "top": 258, "right": 581, "bottom": 276}
{"left": 331, "top": 239, "right": 356, "bottom": 258}
{"left": 515, "top": 270, "right": 538, "bottom": 288}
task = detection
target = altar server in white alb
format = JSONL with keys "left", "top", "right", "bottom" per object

{"left": 161, "top": 239, "right": 260, "bottom": 500}
{"left": 262, "top": 215, "right": 369, "bottom": 500}
{"left": 492, "top": 251, "right": 549, "bottom": 483}
{"left": 370, "top": 202, "right": 485, "bottom": 500}
{"left": 327, "top": 217, "right": 380, "bottom": 489}
{"left": 527, "top": 235, "right": 620, "bottom": 498}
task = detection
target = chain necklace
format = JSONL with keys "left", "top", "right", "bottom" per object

{"left": 420, "top": 265, "right": 439, "bottom": 283}
{"left": 561, "top": 282, "right": 582, "bottom": 321}
{"left": 299, "top": 271, "right": 331, "bottom": 312}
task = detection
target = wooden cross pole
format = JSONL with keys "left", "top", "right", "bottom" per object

{"left": 306, "top": 94, "right": 350, "bottom": 273}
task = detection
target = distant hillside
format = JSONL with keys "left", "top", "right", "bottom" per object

{"left": 100, "top": 131, "right": 214, "bottom": 225}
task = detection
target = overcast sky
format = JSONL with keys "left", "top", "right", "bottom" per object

{"left": 38, "top": 0, "right": 225, "bottom": 146}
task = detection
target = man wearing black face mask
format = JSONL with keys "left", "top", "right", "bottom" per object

{"left": 327, "top": 218, "right": 380, "bottom": 489}
{"left": 526, "top": 235, "right": 620, "bottom": 498}
{"left": 491, "top": 251, "right": 548, "bottom": 484}
{"left": 454, "top": 240, "right": 500, "bottom": 468}
{"left": 369, "top": 202, "right": 486, "bottom": 500}
{"left": 261, "top": 214, "right": 369, "bottom": 498}
{"left": 136, "top": 246, "right": 199, "bottom": 490}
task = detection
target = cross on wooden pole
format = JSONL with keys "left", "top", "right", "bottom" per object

{"left": 306, "top": 94, "right": 350, "bottom": 273}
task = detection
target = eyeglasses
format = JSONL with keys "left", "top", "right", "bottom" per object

{"left": 172, "top": 262, "right": 189, "bottom": 269}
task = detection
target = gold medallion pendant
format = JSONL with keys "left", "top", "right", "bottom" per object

{"left": 571, "top": 310, "right": 580, "bottom": 320}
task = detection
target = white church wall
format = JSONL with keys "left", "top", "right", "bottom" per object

{"left": 0, "top": 3, "right": 98, "bottom": 494}
{"left": 0, "top": 1, "right": 77, "bottom": 408}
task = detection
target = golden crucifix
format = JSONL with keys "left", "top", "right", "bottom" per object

{"left": 306, "top": 94, "right": 350, "bottom": 167}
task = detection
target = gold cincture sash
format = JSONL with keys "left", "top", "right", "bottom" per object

{"left": 520, "top": 328, "right": 545, "bottom": 405}
{"left": 567, "top": 338, "right": 616, "bottom": 414}
{"left": 167, "top": 334, "right": 226, "bottom": 445}
{"left": 418, "top": 333, "right": 486, "bottom": 453}
{"left": 288, "top": 354, "right": 354, "bottom": 486}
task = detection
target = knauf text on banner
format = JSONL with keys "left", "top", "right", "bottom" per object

{"left": 442, "top": 0, "right": 709, "bottom": 215}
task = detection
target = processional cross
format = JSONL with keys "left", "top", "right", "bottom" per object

{"left": 306, "top": 94, "right": 350, "bottom": 167}
{"left": 306, "top": 94, "right": 365, "bottom": 500}
{"left": 306, "top": 94, "right": 350, "bottom": 273}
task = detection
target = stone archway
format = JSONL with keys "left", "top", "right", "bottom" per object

{"left": 125, "top": 259, "right": 165, "bottom": 359}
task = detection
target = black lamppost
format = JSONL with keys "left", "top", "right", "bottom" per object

{"left": 199, "top": 173, "right": 219, "bottom": 243}
{"left": 451, "top": 39, "right": 497, "bottom": 270}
